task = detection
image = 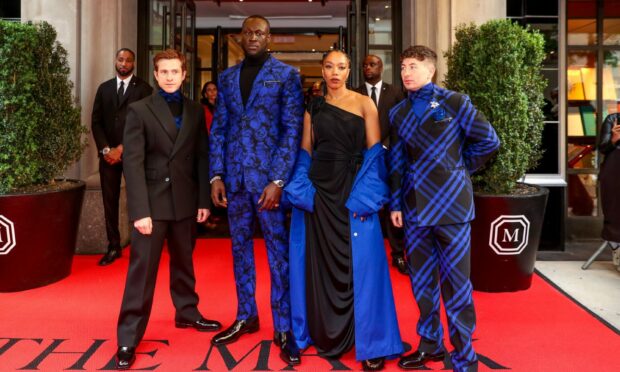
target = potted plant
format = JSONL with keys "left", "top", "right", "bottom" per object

{"left": 444, "top": 19, "right": 548, "bottom": 292}
{"left": 0, "top": 20, "right": 87, "bottom": 292}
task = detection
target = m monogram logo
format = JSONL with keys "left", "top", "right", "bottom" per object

{"left": 0, "top": 215, "right": 16, "bottom": 255}
{"left": 502, "top": 228, "right": 520, "bottom": 243}
{"left": 489, "top": 215, "right": 530, "bottom": 255}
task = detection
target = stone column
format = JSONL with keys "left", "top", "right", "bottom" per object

{"left": 402, "top": 0, "right": 506, "bottom": 84}
{"left": 21, "top": 0, "right": 139, "bottom": 254}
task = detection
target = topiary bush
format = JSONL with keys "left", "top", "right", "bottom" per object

{"left": 0, "top": 20, "right": 86, "bottom": 194}
{"left": 444, "top": 19, "right": 546, "bottom": 194}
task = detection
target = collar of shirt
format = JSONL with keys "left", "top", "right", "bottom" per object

{"left": 365, "top": 80, "right": 383, "bottom": 98}
{"left": 116, "top": 75, "right": 133, "bottom": 92}
{"left": 408, "top": 82, "right": 434, "bottom": 103}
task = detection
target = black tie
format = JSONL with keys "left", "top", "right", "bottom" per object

{"left": 117, "top": 81, "right": 125, "bottom": 103}
{"left": 371, "top": 86, "right": 377, "bottom": 106}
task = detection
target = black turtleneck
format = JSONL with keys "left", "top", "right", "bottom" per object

{"left": 240, "top": 51, "right": 269, "bottom": 106}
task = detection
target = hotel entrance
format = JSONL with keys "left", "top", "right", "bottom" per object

{"left": 138, "top": 0, "right": 402, "bottom": 98}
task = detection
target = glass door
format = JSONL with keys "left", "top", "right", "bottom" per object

{"left": 347, "top": 0, "right": 367, "bottom": 88}
{"left": 142, "top": 0, "right": 196, "bottom": 98}
{"left": 347, "top": 0, "right": 401, "bottom": 87}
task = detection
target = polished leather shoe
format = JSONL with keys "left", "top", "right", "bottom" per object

{"left": 175, "top": 317, "right": 222, "bottom": 332}
{"left": 362, "top": 357, "right": 385, "bottom": 371}
{"left": 211, "top": 317, "right": 259, "bottom": 345}
{"left": 392, "top": 255, "right": 409, "bottom": 275}
{"left": 98, "top": 250, "right": 121, "bottom": 266}
{"left": 275, "top": 331, "right": 301, "bottom": 365}
{"left": 273, "top": 330, "right": 284, "bottom": 347}
{"left": 398, "top": 350, "right": 445, "bottom": 369}
{"left": 115, "top": 346, "right": 135, "bottom": 370}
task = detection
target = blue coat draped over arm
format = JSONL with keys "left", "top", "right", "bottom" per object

{"left": 284, "top": 143, "right": 403, "bottom": 361}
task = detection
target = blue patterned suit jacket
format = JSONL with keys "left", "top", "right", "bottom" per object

{"left": 209, "top": 56, "right": 304, "bottom": 193}
{"left": 388, "top": 83, "right": 500, "bottom": 226}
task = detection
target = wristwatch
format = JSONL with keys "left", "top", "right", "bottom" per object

{"left": 101, "top": 146, "right": 111, "bottom": 155}
{"left": 272, "top": 180, "right": 284, "bottom": 188}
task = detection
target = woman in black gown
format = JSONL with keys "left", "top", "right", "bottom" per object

{"left": 599, "top": 113, "right": 620, "bottom": 269}
{"left": 292, "top": 50, "right": 402, "bottom": 370}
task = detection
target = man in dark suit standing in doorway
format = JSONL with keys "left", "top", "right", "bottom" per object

{"left": 115, "top": 49, "right": 221, "bottom": 370}
{"left": 355, "top": 54, "right": 407, "bottom": 274}
{"left": 91, "top": 48, "right": 152, "bottom": 266}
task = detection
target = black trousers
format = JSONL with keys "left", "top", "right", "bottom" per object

{"left": 99, "top": 158, "right": 123, "bottom": 250}
{"left": 382, "top": 208, "right": 404, "bottom": 258}
{"left": 117, "top": 217, "right": 202, "bottom": 347}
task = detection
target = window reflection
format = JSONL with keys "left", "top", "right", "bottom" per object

{"left": 568, "top": 174, "right": 598, "bottom": 216}
{"left": 567, "top": 52, "right": 597, "bottom": 137}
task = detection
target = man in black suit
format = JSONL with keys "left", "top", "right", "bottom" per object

{"left": 115, "top": 49, "right": 221, "bottom": 370}
{"left": 355, "top": 54, "right": 408, "bottom": 275}
{"left": 91, "top": 48, "right": 152, "bottom": 266}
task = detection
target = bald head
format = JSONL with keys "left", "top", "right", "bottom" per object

{"left": 362, "top": 55, "right": 383, "bottom": 85}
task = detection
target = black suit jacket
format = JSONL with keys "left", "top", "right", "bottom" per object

{"left": 123, "top": 93, "right": 211, "bottom": 222}
{"left": 356, "top": 82, "right": 405, "bottom": 146}
{"left": 91, "top": 76, "right": 152, "bottom": 152}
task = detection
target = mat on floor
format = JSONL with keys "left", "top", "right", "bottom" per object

{"left": 0, "top": 238, "right": 618, "bottom": 371}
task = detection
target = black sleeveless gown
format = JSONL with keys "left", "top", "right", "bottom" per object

{"left": 305, "top": 99, "right": 366, "bottom": 357}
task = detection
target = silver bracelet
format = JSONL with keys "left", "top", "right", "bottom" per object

{"left": 209, "top": 175, "right": 222, "bottom": 184}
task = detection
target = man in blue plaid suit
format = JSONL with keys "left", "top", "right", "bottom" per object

{"left": 389, "top": 46, "right": 500, "bottom": 372}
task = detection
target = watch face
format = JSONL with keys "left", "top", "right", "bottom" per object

{"left": 102, "top": 148, "right": 110, "bottom": 155}
{"left": 274, "top": 180, "right": 284, "bottom": 187}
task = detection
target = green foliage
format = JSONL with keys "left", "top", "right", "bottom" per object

{"left": 444, "top": 19, "right": 546, "bottom": 194}
{"left": 0, "top": 20, "right": 86, "bottom": 194}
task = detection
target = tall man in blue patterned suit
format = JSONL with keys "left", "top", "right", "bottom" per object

{"left": 389, "top": 46, "right": 500, "bottom": 372}
{"left": 209, "top": 15, "right": 304, "bottom": 365}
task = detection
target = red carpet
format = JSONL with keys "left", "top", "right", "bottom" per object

{"left": 0, "top": 238, "right": 618, "bottom": 371}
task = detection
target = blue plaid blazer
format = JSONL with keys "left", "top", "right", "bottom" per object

{"left": 388, "top": 83, "right": 500, "bottom": 226}
{"left": 209, "top": 55, "right": 304, "bottom": 193}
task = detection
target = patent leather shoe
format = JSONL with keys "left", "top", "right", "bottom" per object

{"left": 275, "top": 331, "right": 301, "bottom": 365}
{"left": 362, "top": 357, "right": 385, "bottom": 371}
{"left": 392, "top": 255, "right": 408, "bottom": 275}
{"left": 398, "top": 350, "right": 445, "bottom": 369}
{"left": 273, "top": 330, "right": 284, "bottom": 347}
{"left": 175, "top": 317, "right": 221, "bottom": 332}
{"left": 115, "top": 346, "right": 135, "bottom": 370}
{"left": 99, "top": 249, "right": 121, "bottom": 266}
{"left": 211, "top": 317, "right": 259, "bottom": 345}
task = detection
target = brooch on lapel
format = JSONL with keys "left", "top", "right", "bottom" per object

{"left": 430, "top": 100, "right": 452, "bottom": 123}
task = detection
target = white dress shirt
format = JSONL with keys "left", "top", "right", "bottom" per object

{"left": 364, "top": 80, "right": 383, "bottom": 105}
{"left": 116, "top": 75, "right": 133, "bottom": 95}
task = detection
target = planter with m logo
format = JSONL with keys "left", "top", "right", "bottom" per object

{"left": 471, "top": 184, "right": 549, "bottom": 292}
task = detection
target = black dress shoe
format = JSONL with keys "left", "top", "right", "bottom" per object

{"left": 273, "top": 330, "right": 284, "bottom": 347}
{"left": 99, "top": 250, "right": 121, "bottom": 266}
{"left": 211, "top": 317, "right": 259, "bottom": 345}
{"left": 392, "top": 255, "right": 409, "bottom": 275}
{"left": 115, "top": 346, "right": 135, "bottom": 370}
{"left": 275, "top": 331, "right": 301, "bottom": 366}
{"left": 362, "top": 357, "right": 385, "bottom": 371}
{"left": 398, "top": 350, "right": 445, "bottom": 369}
{"left": 175, "top": 317, "right": 222, "bottom": 332}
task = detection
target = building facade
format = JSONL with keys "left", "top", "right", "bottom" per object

{"left": 5, "top": 0, "right": 611, "bottom": 251}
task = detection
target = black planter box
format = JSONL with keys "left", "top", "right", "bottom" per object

{"left": 471, "top": 184, "right": 549, "bottom": 292}
{"left": 0, "top": 180, "right": 85, "bottom": 292}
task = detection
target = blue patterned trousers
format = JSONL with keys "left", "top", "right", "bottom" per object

{"left": 404, "top": 222, "right": 477, "bottom": 372}
{"left": 227, "top": 188, "right": 291, "bottom": 332}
